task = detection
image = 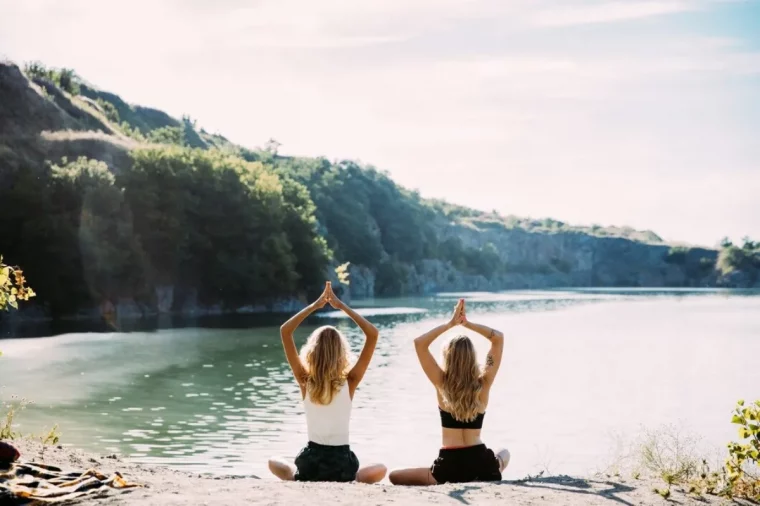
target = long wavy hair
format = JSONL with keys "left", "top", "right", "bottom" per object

{"left": 439, "top": 335, "right": 484, "bottom": 422}
{"left": 300, "top": 325, "right": 351, "bottom": 405}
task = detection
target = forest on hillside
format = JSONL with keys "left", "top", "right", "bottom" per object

{"left": 1, "top": 62, "right": 757, "bottom": 318}
{"left": 0, "top": 63, "right": 520, "bottom": 316}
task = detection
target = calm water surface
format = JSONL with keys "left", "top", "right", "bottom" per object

{"left": 1, "top": 289, "right": 758, "bottom": 479}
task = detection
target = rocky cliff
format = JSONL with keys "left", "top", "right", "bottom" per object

{"left": 1, "top": 59, "right": 757, "bottom": 327}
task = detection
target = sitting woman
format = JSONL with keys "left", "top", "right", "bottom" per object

{"left": 268, "top": 282, "right": 387, "bottom": 483}
{"left": 390, "top": 298, "right": 509, "bottom": 485}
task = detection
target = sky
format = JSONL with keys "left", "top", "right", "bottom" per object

{"left": 1, "top": 0, "right": 759, "bottom": 246}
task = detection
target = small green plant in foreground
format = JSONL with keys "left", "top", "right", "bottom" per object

{"left": 638, "top": 424, "right": 700, "bottom": 487}
{"left": 38, "top": 425, "right": 62, "bottom": 459}
{"left": 643, "top": 401, "right": 760, "bottom": 502}
{"left": 0, "top": 397, "right": 29, "bottom": 440}
{"left": 724, "top": 400, "right": 760, "bottom": 500}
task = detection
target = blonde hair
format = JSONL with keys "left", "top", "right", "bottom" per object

{"left": 439, "top": 335, "right": 483, "bottom": 422}
{"left": 300, "top": 326, "right": 351, "bottom": 405}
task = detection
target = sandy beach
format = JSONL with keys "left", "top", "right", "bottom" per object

{"left": 3, "top": 440, "right": 751, "bottom": 505}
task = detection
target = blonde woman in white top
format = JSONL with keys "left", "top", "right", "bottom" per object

{"left": 268, "top": 282, "right": 387, "bottom": 483}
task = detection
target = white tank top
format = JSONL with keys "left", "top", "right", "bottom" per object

{"left": 303, "top": 381, "right": 352, "bottom": 446}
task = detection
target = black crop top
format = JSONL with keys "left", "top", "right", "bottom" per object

{"left": 439, "top": 407, "right": 485, "bottom": 429}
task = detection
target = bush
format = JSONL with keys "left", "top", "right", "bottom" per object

{"left": 23, "top": 62, "right": 80, "bottom": 95}
{"left": 725, "top": 400, "right": 760, "bottom": 500}
{"left": 119, "top": 121, "right": 146, "bottom": 141}
{"left": 665, "top": 246, "right": 689, "bottom": 265}
{"left": 147, "top": 126, "right": 185, "bottom": 146}
{"left": 57, "top": 68, "right": 80, "bottom": 95}
{"left": 23, "top": 61, "right": 53, "bottom": 80}
{"left": 717, "top": 246, "right": 752, "bottom": 275}
{"left": 96, "top": 98, "right": 121, "bottom": 124}
{"left": 638, "top": 402, "right": 760, "bottom": 501}
{"left": 0, "top": 397, "right": 28, "bottom": 440}
{"left": 0, "top": 257, "right": 36, "bottom": 312}
{"left": 637, "top": 425, "right": 701, "bottom": 486}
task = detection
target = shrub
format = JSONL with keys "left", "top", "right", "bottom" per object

{"left": 665, "top": 246, "right": 689, "bottom": 265}
{"left": 96, "top": 98, "right": 121, "bottom": 124}
{"left": 57, "top": 68, "right": 80, "bottom": 95}
{"left": 717, "top": 246, "right": 751, "bottom": 275}
{"left": 0, "top": 397, "right": 29, "bottom": 440}
{"left": 23, "top": 62, "right": 80, "bottom": 95}
{"left": 119, "top": 121, "right": 146, "bottom": 141}
{"left": 0, "top": 257, "right": 36, "bottom": 312}
{"left": 725, "top": 400, "right": 760, "bottom": 501}
{"left": 147, "top": 126, "right": 185, "bottom": 146}
{"left": 23, "top": 61, "right": 53, "bottom": 80}
{"left": 637, "top": 425, "right": 701, "bottom": 486}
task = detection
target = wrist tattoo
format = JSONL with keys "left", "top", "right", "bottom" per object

{"left": 486, "top": 354, "right": 495, "bottom": 367}
{"left": 488, "top": 329, "right": 495, "bottom": 340}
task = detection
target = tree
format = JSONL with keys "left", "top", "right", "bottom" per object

{"left": 57, "top": 68, "right": 80, "bottom": 95}
{"left": 264, "top": 138, "right": 281, "bottom": 155}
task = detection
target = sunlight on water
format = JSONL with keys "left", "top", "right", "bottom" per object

{"left": 316, "top": 307, "right": 428, "bottom": 318}
{"left": 1, "top": 289, "right": 758, "bottom": 479}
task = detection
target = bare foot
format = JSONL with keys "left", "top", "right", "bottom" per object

{"left": 268, "top": 457, "right": 296, "bottom": 481}
{"left": 496, "top": 448, "right": 510, "bottom": 472}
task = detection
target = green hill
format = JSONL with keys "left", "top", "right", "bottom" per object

{"left": 1, "top": 60, "right": 755, "bottom": 320}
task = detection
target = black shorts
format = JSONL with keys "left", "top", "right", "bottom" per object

{"left": 294, "top": 441, "right": 360, "bottom": 482}
{"left": 430, "top": 444, "right": 502, "bottom": 484}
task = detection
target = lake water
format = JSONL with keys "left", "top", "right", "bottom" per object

{"left": 1, "top": 289, "right": 758, "bottom": 479}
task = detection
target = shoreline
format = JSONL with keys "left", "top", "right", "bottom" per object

{"left": 3, "top": 440, "right": 748, "bottom": 505}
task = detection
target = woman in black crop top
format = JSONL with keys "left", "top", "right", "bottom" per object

{"left": 389, "top": 299, "right": 509, "bottom": 485}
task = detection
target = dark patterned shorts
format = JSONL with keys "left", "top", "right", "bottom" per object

{"left": 430, "top": 444, "right": 502, "bottom": 484}
{"left": 294, "top": 441, "right": 360, "bottom": 482}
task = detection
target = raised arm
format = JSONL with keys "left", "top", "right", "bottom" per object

{"left": 280, "top": 282, "right": 330, "bottom": 385}
{"left": 413, "top": 299, "right": 465, "bottom": 388}
{"left": 328, "top": 286, "right": 379, "bottom": 391}
{"left": 461, "top": 303, "right": 504, "bottom": 386}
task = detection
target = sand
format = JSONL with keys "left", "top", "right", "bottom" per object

{"left": 4, "top": 440, "right": 750, "bottom": 505}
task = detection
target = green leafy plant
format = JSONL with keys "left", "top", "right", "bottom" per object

{"left": 38, "top": 424, "right": 61, "bottom": 459}
{"left": 22, "top": 62, "right": 80, "bottom": 95}
{"left": 0, "top": 397, "right": 29, "bottom": 440}
{"left": 0, "top": 257, "right": 36, "bottom": 312}
{"left": 119, "top": 121, "right": 146, "bottom": 141}
{"left": 57, "top": 68, "right": 80, "bottom": 95}
{"left": 96, "top": 98, "right": 121, "bottom": 124}
{"left": 638, "top": 425, "right": 700, "bottom": 484}
{"left": 637, "top": 425, "right": 701, "bottom": 499}
{"left": 724, "top": 400, "right": 760, "bottom": 500}
{"left": 335, "top": 262, "right": 351, "bottom": 285}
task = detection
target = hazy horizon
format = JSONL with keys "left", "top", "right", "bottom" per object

{"left": 1, "top": 0, "right": 758, "bottom": 247}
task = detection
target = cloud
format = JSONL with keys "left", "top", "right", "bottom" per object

{"left": 0, "top": 0, "right": 757, "bottom": 244}
{"left": 533, "top": 0, "right": 699, "bottom": 26}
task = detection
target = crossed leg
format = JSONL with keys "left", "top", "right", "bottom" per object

{"left": 389, "top": 447, "right": 510, "bottom": 485}
{"left": 388, "top": 467, "right": 437, "bottom": 486}
{"left": 268, "top": 457, "right": 387, "bottom": 483}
